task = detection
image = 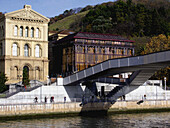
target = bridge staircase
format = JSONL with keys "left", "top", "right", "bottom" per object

{"left": 2, "top": 80, "right": 44, "bottom": 98}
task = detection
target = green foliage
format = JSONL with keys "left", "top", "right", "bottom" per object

{"left": 49, "top": 0, "right": 169, "bottom": 36}
{"left": 92, "top": 16, "right": 112, "bottom": 33}
{"left": 137, "top": 34, "right": 170, "bottom": 86}
{"left": 150, "top": 67, "right": 170, "bottom": 87}
{"left": 22, "top": 68, "right": 30, "bottom": 87}
{"left": 81, "top": 0, "right": 170, "bottom": 36}
{"left": 0, "top": 72, "right": 8, "bottom": 93}
{"left": 131, "top": 36, "right": 151, "bottom": 56}
{"left": 80, "top": 5, "right": 93, "bottom": 12}
{"left": 143, "top": 34, "right": 170, "bottom": 54}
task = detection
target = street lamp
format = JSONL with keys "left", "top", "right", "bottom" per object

{"left": 47, "top": 76, "right": 49, "bottom": 86}
{"left": 164, "top": 77, "right": 167, "bottom": 100}
{"left": 35, "top": 67, "right": 38, "bottom": 86}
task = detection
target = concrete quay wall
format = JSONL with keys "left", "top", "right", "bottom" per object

{"left": 0, "top": 100, "right": 170, "bottom": 116}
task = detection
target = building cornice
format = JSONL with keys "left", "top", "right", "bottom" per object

{"left": 4, "top": 56, "right": 48, "bottom": 61}
{"left": 4, "top": 38, "right": 48, "bottom": 43}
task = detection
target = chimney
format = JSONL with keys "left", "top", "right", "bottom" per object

{"left": 24, "top": 5, "right": 31, "bottom": 10}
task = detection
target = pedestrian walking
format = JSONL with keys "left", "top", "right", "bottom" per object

{"left": 44, "top": 96, "right": 47, "bottom": 103}
{"left": 50, "top": 96, "right": 54, "bottom": 103}
{"left": 64, "top": 96, "right": 66, "bottom": 103}
{"left": 34, "top": 97, "right": 38, "bottom": 103}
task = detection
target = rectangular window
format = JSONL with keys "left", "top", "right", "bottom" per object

{"left": 12, "top": 44, "right": 17, "bottom": 56}
{"left": 24, "top": 45, "right": 29, "bottom": 57}
{"left": 35, "top": 45, "right": 40, "bottom": 57}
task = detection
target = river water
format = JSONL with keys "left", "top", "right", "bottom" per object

{"left": 0, "top": 112, "right": 169, "bottom": 128}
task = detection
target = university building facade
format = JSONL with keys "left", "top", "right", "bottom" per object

{"left": 0, "top": 5, "right": 50, "bottom": 84}
{"left": 50, "top": 32, "right": 135, "bottom": 76}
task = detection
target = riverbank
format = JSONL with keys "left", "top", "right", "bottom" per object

{"left": 0, "top": 100, "right": 170, "bottom": 121}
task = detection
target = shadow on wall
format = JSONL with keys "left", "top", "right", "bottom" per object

{"left": 78, "top": 82, "right": 141, "bottom": 116}
{"left": 79, "top": 82, "right": 114, "bottom": 116}
{"left": 64, "top": 85, "right": 84, "bottom": 102}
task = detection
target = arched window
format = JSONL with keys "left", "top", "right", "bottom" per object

{"left": 20, "top": 26, "right": 23, "bottom": 37}
{"left": 12, "top": 43, "right": 18, "bottom": 56}
{"left": 14, "top": 25, "right": 18, "bottom": 36}
{"left": 25, "top": 27, "right": 29, "bottom": 37}
{"left": 31, "top": 27, "right": 34, "bottom": 37}
{"left": 35, "top": 28, "right": 39, "bottom": 38}
{"left": 24, "top": 44, "right": 29, "bottom": 57}
{"left": 23, "top": 66, "right": 29, "bottom": 80}
{"left": 35, "top": 45, "right": 40, "bottom": 57}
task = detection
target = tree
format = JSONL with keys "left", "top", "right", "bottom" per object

{"left": 0, "top": 72, "right": 8, "bottom": 93}
{"left": 92, "top": 16, "right": 112, "bottom": 33}
{"left": 22, "top": 68, "right": 30, "bottom": 87}
{"left": 142, "top": 34, "right": 169, "bottom": 54}
{"left": 131, "top": 36, "right": 151, "bottom": 56}
{"left": 140, "top": 34, "right": 170, "bottom": 86}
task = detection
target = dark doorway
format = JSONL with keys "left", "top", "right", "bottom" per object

{"left": 23, "top": 66, "right": 29, "bottom": 77}
{"left": 22, "top": 66, "right": 30, "bottom": 86}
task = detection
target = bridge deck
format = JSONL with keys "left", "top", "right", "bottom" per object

{"left": 62, "top": 50, "right": 170, "bottom": 86}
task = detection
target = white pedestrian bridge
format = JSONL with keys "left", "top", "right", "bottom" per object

{"left": 61, "top": 50, "right": 170, "bottom": 86}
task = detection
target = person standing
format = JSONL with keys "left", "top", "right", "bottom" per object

{"left": 64, "top": 96, "right": 66, "bottom": 103}
{"left": 44, "top": 96, "right": 47, "bottom": 103}
{"left": 34, "top": 97, "right": 38, "bottom": 103}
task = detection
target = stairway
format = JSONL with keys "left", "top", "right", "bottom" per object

{"left": 106, "top": 84, "right": 125, "bottom": 98}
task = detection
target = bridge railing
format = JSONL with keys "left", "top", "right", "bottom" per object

{"left": 0, "top": 93, "right": 170, "bottom": 105}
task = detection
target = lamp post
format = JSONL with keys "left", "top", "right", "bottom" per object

{"left": 47, "top": 76, "right": 49, "bottom": 86}
{"left": 35, "top": 67, "right": 38, "bottom": 86}
{"left": 164, "top": 77, "right": 167, "bottom": 100}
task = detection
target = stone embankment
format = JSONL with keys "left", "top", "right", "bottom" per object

{"left": 0, "top": 100, "right": 169, "bottom": 117}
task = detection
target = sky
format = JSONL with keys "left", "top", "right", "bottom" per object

{"left": 0, "top": 0, "right": 115, "bottom": 17}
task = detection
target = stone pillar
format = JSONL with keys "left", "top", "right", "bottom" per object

{"left": 17, "top": 27, "right": 19, "bottom": 37}
{"left": 95, "top": 46, "right": 98, "bottom": 64}
{"left": 75, "top": 45, "right": 78, "bottom": 52}
{"left": 72, "top": 46, "right": 75, "bottom": 72}
{"left": 85, "top": 46, "right": 88, "bottom": 68}
{"left": 124, "top": 48, "right": 126, "bottom": 55}
{"left": 114, "top": 47, "right": 117, "bottom": 54}
{"left": 132, "top": 48, "right": 135, "bottom": 56}
{"left": 23, "top": 26, "right": 25, "bottom": 38}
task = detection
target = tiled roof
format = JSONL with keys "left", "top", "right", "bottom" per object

{"left": 56, "top": 32, "right": 135, "bottom": 43}
{"left": 74, "top": 32, "right": 135, "bottom": 42}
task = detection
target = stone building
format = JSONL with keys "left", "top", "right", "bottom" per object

{"left": 0, "top": 5, "right": 50, "bottom": 84}
{"left": 50, "top": 32, "right": 135, "bottom": 77}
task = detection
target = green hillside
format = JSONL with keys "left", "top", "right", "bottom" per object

{"left": 49, "top": 11, "right": 89, "bottom": 31}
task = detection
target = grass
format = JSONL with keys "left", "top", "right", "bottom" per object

{"left": 49, "top": 11, "right": 89, "bottom": 31}
{"left": 0, "top": 94, "right": 6, "bottom": 98}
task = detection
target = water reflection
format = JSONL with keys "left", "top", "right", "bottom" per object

{"left": 0, "top": 112, "right": 169, "bottom": 128}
